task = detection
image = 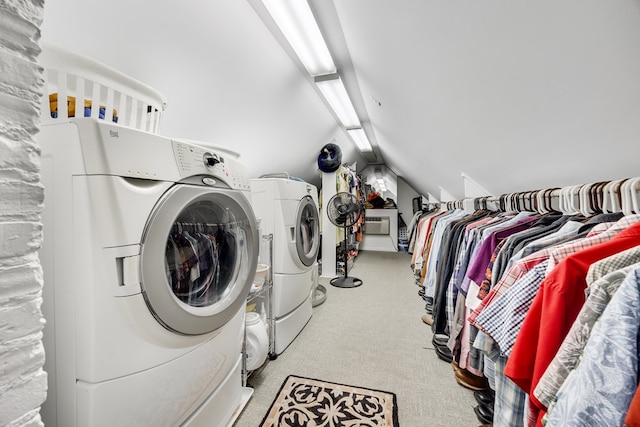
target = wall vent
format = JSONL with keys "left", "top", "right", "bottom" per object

{"left": 364, "top": 216, "right": 390, "bottom": 235}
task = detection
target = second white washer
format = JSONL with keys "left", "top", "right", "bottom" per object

{"left": 250, "top": 177, "right": 320, "bottom": 354}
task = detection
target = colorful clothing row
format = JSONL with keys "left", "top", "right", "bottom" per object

{"left": 408, "top": 207, "right": 640, "bottom": 426}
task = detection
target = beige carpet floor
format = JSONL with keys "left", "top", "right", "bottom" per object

{"left": 234, "top": 250, "right": 481, "bottom": 426}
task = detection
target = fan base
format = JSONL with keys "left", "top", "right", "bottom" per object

{"left": 330, "top": 276, "right": 363, "bottom": 288}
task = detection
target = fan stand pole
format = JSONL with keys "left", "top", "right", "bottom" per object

{"left": 330, "top": 224, "right": 363, "bottom": 288}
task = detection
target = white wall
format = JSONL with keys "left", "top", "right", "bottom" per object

{"left": 360, "top": 209, "right": 398, "bottom": 252}
{"left": 396, "top": 176, "right": 419, "bottom": 230}
{"left": 0, "top": 2, "right": 47, "bottom": 426}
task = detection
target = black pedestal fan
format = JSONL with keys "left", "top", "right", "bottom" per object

{"left": 327, "top": 191, "right": 364, "bottom": 288}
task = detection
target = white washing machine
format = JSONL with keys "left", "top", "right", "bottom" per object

{"left": 250, "top": 177, "right": 320, "bottom": 355}
{"left": 39, "top": 118, "right": 259, "bottom": 427}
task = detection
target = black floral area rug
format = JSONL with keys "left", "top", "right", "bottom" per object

{"left": 260, "top": 375, "right": 399, "bottom": 427}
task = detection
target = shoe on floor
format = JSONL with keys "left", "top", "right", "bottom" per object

{"left": 434, "top": 344, "right": 453, "bottom": 363}
{"left": 424, "top": 298, "right": 433, "bottom": 312}
{"left": 474, "top": 388, "right": 495, "bottom": 406}
{"left": 451, "top": 360, "right": 462, "bottom": 373}
{"left": 473, "top": 403, "right": 494, "bottom": 424}
{"left": 432, "top": 334, "right": 448, "bottom": 347}
{"left": 421, "top": 313, "right": 433, "bottom": 325}
{"left": 454, "top": 369, "right": 490, "bottom": 391}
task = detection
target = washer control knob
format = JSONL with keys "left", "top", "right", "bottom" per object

{"left": 203, "top": 152, "right": 220, "bottom": 168}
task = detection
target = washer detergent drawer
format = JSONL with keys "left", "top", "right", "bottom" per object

{"left": 272, "top": 269, "right": 314, "bottom": 318}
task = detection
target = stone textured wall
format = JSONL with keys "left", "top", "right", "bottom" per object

{"left": 0, "top": 1, "right": 47, "bottom": 426}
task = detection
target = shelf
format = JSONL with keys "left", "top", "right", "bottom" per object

{"left": 242, "top": 234, "right": 274, "bottom": 387}
{"left": 246, "top": 283, "right": 269, "bottom": 305}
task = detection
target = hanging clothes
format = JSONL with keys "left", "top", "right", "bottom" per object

{"left": 414, "top": 180, "right": 640, "bottom": 427}
{"left": 545, "top": 266, "right": 640, "bottom": 426}
{"left": 470, "top": 215, "right": 640, "bottom": 427}
{"left": 504, "top": 218, "right": 640, "bottom": 426}
{"left": 535, "top": 255, "right": 640, "bottom": 409}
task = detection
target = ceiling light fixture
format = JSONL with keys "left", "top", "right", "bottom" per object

{"left": 347, "top": 128, "right": 373, "bottom": 152}
{"left": 259, "top": 0, "right": 374, "bottom": 155}
{"left": 315, "top": 73, "right": 361, "bottom": 129}
{"left": 260, "top": 0, "right": 336, "bottom": 76}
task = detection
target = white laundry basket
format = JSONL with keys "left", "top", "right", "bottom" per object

{"left": 39, "top": 43, "right": 167, "bottom": 134}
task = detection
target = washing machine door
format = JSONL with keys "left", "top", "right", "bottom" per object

{"left": 295, "top": 195, "right": 320, "bottom": 267}
{"left": 140, "top": 184, "right": 258, "bottom": 335}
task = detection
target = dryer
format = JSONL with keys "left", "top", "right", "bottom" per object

{"left": 39, "top": 118, "right": 258, "bottom": 427}
{"left": 250, "top": 177, "right": 320, "bottom": 354}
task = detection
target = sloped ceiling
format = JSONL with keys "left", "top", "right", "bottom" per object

{"left": 40, "top": 1, "right": 640, "bottom": 200}
{"left": 39, "top": 0, "right": 368, "bottom": 190}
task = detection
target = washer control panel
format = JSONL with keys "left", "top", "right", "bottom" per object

{"left": 172, "top": 140, "right": 251, "bottom": 191}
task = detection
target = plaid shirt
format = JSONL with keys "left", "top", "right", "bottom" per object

{"left": 475, "top": 261, "right": 549, "bottom": 356}
{"left": 586, "top": 244, "right": 640, "bottom": 284}
{"left": 494, "top": 355, "right": 527, "bottom": 427}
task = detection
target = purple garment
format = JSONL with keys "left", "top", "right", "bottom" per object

{"left": 467, "top": 217, "right": 538, "bottom": 286}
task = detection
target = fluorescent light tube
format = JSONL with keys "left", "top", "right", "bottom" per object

{"left": 260, "top": 0, "right": 336, "bottom": 76}
{"left": 315, "top": 74, "right": 361, "bottom": 129}
{"left": 347, "top": 128, "right": 373, "bottom": 152}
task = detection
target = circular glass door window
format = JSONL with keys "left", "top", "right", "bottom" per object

{"left": 166, "top": 199, "right": 249, "bottom": 307}
{"left": 141, "top": 184, "right": 258, "bottom": 335}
